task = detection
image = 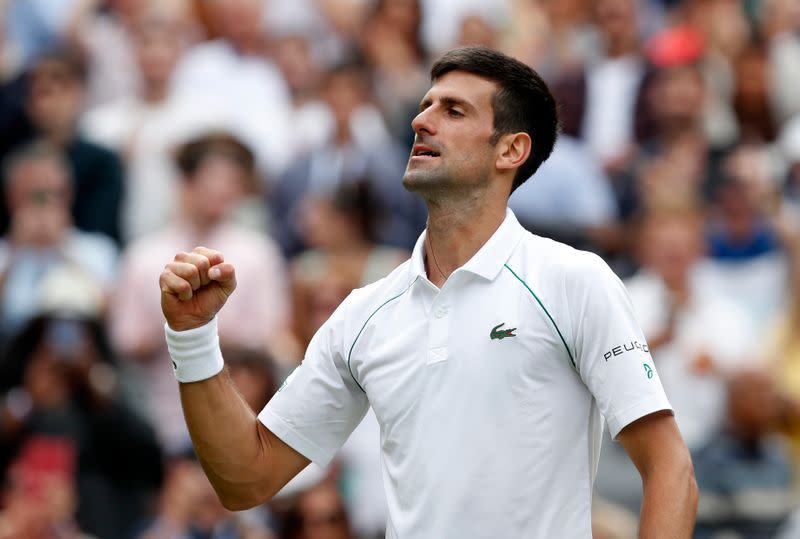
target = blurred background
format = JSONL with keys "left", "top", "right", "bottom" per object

{"left": 0, "top": 0, "right": 799, "bottom": 537}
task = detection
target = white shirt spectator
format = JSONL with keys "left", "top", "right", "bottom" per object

{"left": 582, "top": 55, "right": 644, "bottom": 164}
{"left": 0, "top": 229, "right": 117, "bottom": 335}
{"left": 170, "top": 39, "right": 293, "bottom": 178}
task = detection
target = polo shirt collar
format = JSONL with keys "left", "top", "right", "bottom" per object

{"left": 409, "top": 207, "right": 525, "bottom": 284}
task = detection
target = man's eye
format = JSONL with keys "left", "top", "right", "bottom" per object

{"left": 448, "top": 109, "right": 463, "bottom": 117}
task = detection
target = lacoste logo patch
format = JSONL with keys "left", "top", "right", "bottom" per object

{"left": 490, "top": 323, "right": 517, "bottom": 340}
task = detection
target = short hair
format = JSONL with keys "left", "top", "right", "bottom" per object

{"left": 28, "top": 47, "right": 89, "bottom": 84}
{"left": 174, "top": 131, "right": 256, "bottom": 186}
{"left": 430, "top": 46, "right": 559, "bottom": 192}
{"left": 1, "top": 140, "right": 71, "bottom": 193}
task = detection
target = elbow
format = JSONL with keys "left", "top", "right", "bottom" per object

{"left": 217, "top": 486, "right": 274, "bottom": 512}
{"left": 219, "top": 495, "right": 259, "bottom": 512}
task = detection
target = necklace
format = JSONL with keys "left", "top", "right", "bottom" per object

{"left": 426, "top": 232, "right": 449, "bottom": 280}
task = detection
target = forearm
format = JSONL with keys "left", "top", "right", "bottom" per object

{"left": 179, "top": 372, "right": 276, "bottom": 508}
{"left": 638, "top": 465, "right": 698, "bottom": 538}
{"left": 166, "top": 319, "right": 283, "bottom": 509}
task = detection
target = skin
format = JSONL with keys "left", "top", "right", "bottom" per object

{"left": 160, "top": 71, "right": 698, "bottom": 534}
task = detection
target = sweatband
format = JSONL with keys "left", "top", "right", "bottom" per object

{"left": 164, "top": 318, "right": 224, "bottom": 383}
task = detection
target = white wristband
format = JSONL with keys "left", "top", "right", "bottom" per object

{"left": 164, "top": 318, "right": 224, "bottom": 383}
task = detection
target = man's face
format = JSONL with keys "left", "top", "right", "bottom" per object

{"left": 403, "top": 71, "right": 499, "bottom": 197}
{"left": 639, "top": 218, "right": 701, "bottom": 287}
{"left": 183, "top": 155, "right": 246, "bottom": 226}
{"left": 7, "top": 158, "right": 72, "bottom": 246}
{"left": 27, "top": 61, "right": 83, "bottom": 135}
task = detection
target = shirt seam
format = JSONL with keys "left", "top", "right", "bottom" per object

{"left": 346, "top": 285, "right": 412, "bottom": 393}
{"left": 503, "top": 263, "right": 577, "bottom": 369}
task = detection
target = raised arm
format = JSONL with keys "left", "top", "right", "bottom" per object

{"left": 618, "top": 411, "right": 698, "bottom": 538}
{"left": 159, "top": 246, "right": 309, "bottom": 510}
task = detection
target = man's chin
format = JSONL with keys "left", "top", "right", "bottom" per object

{"left": 402, "top": 172, "right": 432, "bottom": 194}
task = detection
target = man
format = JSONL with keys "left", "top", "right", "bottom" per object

{"left": 160, "top": 47, "right": 698, "bottom": 537}
{"left": 0, "top": 141, "right": 116, "bottom": 342}
{"left": 19, "top": 48, "right": 125, "bottom": 244}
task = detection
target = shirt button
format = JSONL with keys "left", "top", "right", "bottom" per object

{"left": 435, "top": 307, "right": 448, "bottom": 318}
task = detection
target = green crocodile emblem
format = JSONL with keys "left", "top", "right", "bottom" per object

{"left": 490, "top": 323, "right": 517, "bottom": 340}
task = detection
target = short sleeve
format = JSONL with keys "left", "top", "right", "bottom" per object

{"left": 567, "top": 253, "right": 672, "bottom": 439}
{"left": 258, "top": 298, "right": 369, "bottom": 467}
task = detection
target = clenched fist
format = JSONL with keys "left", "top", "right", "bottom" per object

{"left": 160, "top": 246, "right": 237, "bottom": 331}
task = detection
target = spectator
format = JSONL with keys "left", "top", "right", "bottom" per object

{"left": 71, "top": 0, "right": 195, "bottom": 108}
{"left": 109, "top": 132, "right": 291, "bottom": 454}
{"left": 170, "top": 0, "right": 293, "bottom": 178}
{"left": 595, "top": 204, "right": 755, "bottom": 513}
{"left": 360, "top": 0, "right": 428, "bottom": 147}
{"left": 693, "top": 370, "right": 793, "bottom": 537}
{"left": 553, "top": 0, "right": 646, "bottom": 171}
{"left": 731, "top": 42, "right": 778, "bottom": 143}
{"left": 280, "top": 481, "right": 354, "bottom": 539}
{"left": 137, "top": 454, "right": 275, "bottom": 539}
{"left": 82, "top": 15, "right": 228, "bottom": 242}
{"left": 625, "top": 204, "right": 756, "bottom": 452}
{"left": 0, "top": 142, "right": 116, "bottom": 343}
{"left": 0, "top": 313, "right": 163, "bottom": 539}
{"left": 701, "top": 143, "right": 789, "bottom": 330}
{"left": 0, "top": 436, "right": 90, "bottom": 539}
{"left": 614, "top": 55, "right": 724, "bottom": 223}
{"left": 4, "top": 48, "right": 125, "bottom": 244}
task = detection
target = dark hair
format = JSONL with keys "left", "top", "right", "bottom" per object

{"left": 29, "top": 47, "right": 89, "bottom": 84}
{"left": 0, "top": 314, "right": 115, "bottom": 393}
{"left": 330, "top": 180, "right": 381, "bottom": 242}
{"left": 174, "top": 131, "right": 256, "bottom": 186}
{"left": 430, "top": 46, "right": 559, "bottom": 192}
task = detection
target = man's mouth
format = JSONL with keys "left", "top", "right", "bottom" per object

{"left": 411, "top": 145, "right": 440, "bottom": 158}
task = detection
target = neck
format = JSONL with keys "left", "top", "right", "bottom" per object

{"left": 43, "top": 126, "right": 74, "bottom": 147}
{"left": 423, "top": 191, "right": 507, "bottom": 288}
{"left": 182, "top": 215, "right": 222, "bottom": 239}
{"left": 607, "top": 35, "right": 637, "bottom": 58}
{"left": 143, "top": 81, "right": 168, "bottom": 103}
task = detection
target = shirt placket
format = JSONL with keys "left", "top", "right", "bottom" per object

{"left": 427, "top": 291, "right": 450, "bottom": 365}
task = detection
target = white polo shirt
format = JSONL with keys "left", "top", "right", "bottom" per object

{"left": 259, "top": 208, "right": 671, "bottom": 538}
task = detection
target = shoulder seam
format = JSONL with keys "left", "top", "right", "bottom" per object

{"left": 503, "top": 263, "right": 577, "bottom": 370}
{"left": 346, "top": 285, "right": 412, "bottom": 393}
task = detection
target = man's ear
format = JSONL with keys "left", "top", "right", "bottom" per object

{"left": 495, "top": 132, "right": 532, "bottom": 173}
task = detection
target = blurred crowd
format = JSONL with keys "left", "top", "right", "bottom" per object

{"left": 0, "top": 0, "right": 799, "bottom": 537}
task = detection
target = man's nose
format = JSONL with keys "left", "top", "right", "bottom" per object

{"left": 411, "top": 107, "right": 436, "bottom": 136}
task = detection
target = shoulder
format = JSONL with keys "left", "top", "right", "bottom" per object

{"left": 512, "top": 233, "right": 613, "bottom": 286}
{"left": 70, "top": 138, "right": 122, "bottom": 167}
{"left": 338, "top": 260, "right": 414, "bottom": 324}
{"left": 179, "top": 40, "right": 229, "bottom": 64}
{"left": 80, "top": 99, "right": 136, "bottom": 147}
{"left": 67, "top": 229, "right": 117, "bottom": 257}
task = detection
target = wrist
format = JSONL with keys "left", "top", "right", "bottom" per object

{"left": 164, "top": 318, "right": 224, "bottom": 383}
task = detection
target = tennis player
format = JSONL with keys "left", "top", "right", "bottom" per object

{"left": 160, "top": 46, "right": 698, "bottom": 538}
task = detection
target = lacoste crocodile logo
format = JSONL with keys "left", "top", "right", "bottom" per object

{"left": 490, "top": 323, "right": 517, "bottom": 340}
